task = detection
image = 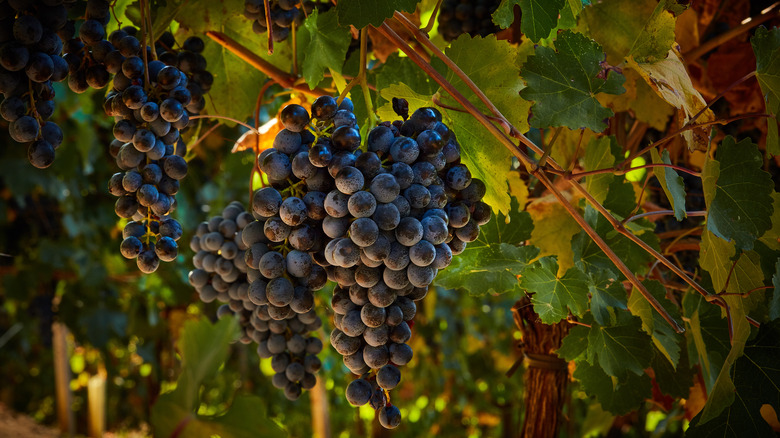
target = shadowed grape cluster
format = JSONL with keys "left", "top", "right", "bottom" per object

{"left": 188, "top": 202, "right": 326, "bottom": 400}
{"left": 243, "top": 0, "right": 333, "bottom": 42}
{"left": 0, "top": 0, "right": 73, "bottom": 168}
{"left": 437, "top": 0, "right": 501, "bottom": 42}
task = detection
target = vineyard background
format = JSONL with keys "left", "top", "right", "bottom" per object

{"left": 1, "top": 0, "right": 780, "bottom": 437}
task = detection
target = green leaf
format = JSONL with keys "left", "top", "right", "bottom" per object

{"left": 588, "top": 270, "right": 628, "bottom": 326}
{"left": 573, "top": 359, "right": 652, "bottom": 415}
{"left": 772, "top": 258, "right": 780, "bottom": 320}
{"left": 520, "top": 30, "right": 625, "bottom": 131}
{"left": 336, "top": 0, "right": 419, "bottom": 28}
{"left": 519, "top": 0, "right": 565, "bottom": 42}
{"left": 687, "top": 320, "right": 780, "bottom": 437}
{"left": 492, "top": 0, "right": 520, "bottom": 29}
{"left": 751, "top": 26, "right": 780, "bottom": 156}
{"left": 583, "top": 136, "right": 616, "bottom": 204}
{"left": 652, "top": 342, "right": 694, "bottom": 399}
{"left": 521, "top": 256, "right": 590, "bottom": 324}
{"left": 375, "top": 54, "right": 437, "bottom": 109}
{"left": 700, "top": 230, "right": 766, "bottom": 311}
{"left": 557, "top": 324, "right": 590, "bottom": 362}
{"left": 558, "top": 0, "right": 584, "bottom": 29}
{"left": 697, "top": 293, "right": 752, "bottom": 425}
{"left": 440, "top": 109, "right": 514, "bottom": 215}
{"left": 651, "top": 149, "right": 687, "bottom": 221}
{"left": 572, "top": 206, "right": 660, "bottom": 280}
{"left": 376, "top": 82, "right": 434, "bottom": 122}
{"left": 586, "top": 313, "right": 654, "bottom": 379}
{"left": 627, "top": 280, "right": 682, "bottom": 368}
{"left": 683, "top": 291, "right": 730, "bottom": 391}
{"left": 702, "top": 136, "right": 774, "bottom": 251}
{"left": 476, "top": 198, "right": 535, "bottom": 248}
{"left": 298, "top": 9, "right": 352, "bottom": 87}
{"left": 432, "top": 34, "right": 532, "bottom": 138}
{"left": 436, "top": 244, "right": 538, "bottom": 296}
{"left": 578, "top": 0, "right": 676, "bottom": 65}
{"left": 151, "top": 317, "right": 270, "bottom": 438}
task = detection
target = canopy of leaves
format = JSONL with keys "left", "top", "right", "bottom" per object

{"left": 702, "top": 136, "right": 774, "bottom": 251}
{"left": 751, "top": 26, "right": 780, "bottom": 155}
{"left": 297, "top": 10, "right": 352, "bottom": 87}
{"left": 687, "top": 320, "right": 780, "bottom": 437}
{"left": 520, "top": 30, "right": 626, "bottom": 131}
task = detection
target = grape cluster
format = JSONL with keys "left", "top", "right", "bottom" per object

{"left": 243, "top": 0, "right": 303, "bottom": 42}
{"left": 437, "top": 0, "right": 501, "bottom": 42}
{"left": 154, "top": 32, "right": 211, "bottom": 115}
{"left": 246, "top": 95, "right": 489, "bottom": 428}
{"left": 62, "top": 0, "right": 114, "bottom": 93}
{"left": 104, "top": 29, "right": 192, "bottom": 273}
{"left": 0, "top": 0, "right": 70, "bottom": 168}
{"left": 189, "top": 201, "right": 327, "bottom": 400}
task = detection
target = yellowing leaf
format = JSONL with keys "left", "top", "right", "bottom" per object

{"left": 527, "top": 197, "right": 581, "bottom": 274}
{"left": 629, "top": 50, "right": 715, "bottom": 150}
{"left": 506, "top": 171, "right": 529, "bottom": 208}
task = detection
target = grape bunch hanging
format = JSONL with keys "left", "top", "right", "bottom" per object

{"left": 188, "top": 202, "right": 327, "bottom": 400}
{"left": 243, "top": 0, "right": 333, "bottom": 42}
{"left": 0, "top": 0, "right": 72, "bottom": 168}
{"left": 105, "top": 28, "right": 215, "bottom": 272}
{"left": 193, "top": 95, "right": 489, "bottom": 428}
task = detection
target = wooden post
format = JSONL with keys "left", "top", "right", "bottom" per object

{"left": 87, "top": 367, "right": 106, "bottom": 437}
{"left": 512, "top": 298, "right": 570, "bottom": 438}
{"left": 309, "top": 374, "right": 331, "bottom": 438}
{"left": 52, "top": 322, "right": 74, "bottom": 436}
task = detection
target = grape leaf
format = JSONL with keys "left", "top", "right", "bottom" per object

{"left": 432, "top": 35, "right": 531, "bottom": 137}
{"left": 578, "top": 0, "right": 676, "bottom": 65}
{"left": 520, "top": 30, "right": 626, "bottom": 132}
{"left": 375, "top": 54, "right": 437, "bottom": 109}
{"left": 588, "top": 270, "right": 628, "bottom": 327}
{"left": 435, "top": 244, "right": 538, "bottom": 296}
{"left": 628, "top": 50, "right": 715, "bottom": 151}
{"left": 652, "top": 343, "right": 695, "bottom": 399}
{"left": 557, "top": 324, "right": 589, "bottom": 362}
{"left": 376, "top": 83, "right": 434, "bottom": 122}
{"left": 527, "top": 199, "right": 581, "bottom": 275}
{"left": 151, "top": 318, "right": 283, "bottom": 438}
{"left": 573, "top": 359, "right": 652, "bottom": 415}
{"left": 683, "top": 291, "right": 730, "bottom": 391}
{"left": 702, "top": 136, "right": 774, "bottom": 251}
{"left": 436, "top": 198, "right": 536, "bottom": 295}
{"left": 697, "top": 293, "right": 752, "bottom": 426}
{"left": 751, "top": 26, "right": 780, "bottom": 156}
{"left": 519, "top": 0, "right": 565, "bottom": 41}
{"left": 558, "top": 0, "right": 584, "bottom": 29}
{"left": 687, "top": 320, "right": 780, "bottom": 437}
{"left": 336, "top": 0, "right": 419, "bottom": 29}
{"left": 297, "top": 10, "right": 352, "bottom": 88}
{"left": 583, "top": 136, "right": 616, "bottom": 205}
{"left": 440, "top": 109, "right": 514, "bottom": 215}
{"left": 521, "top": 256, "right": 590, "bottom": 324}
{"left": 651, "top": 149, "right": 687, "bottom": 221}
{"left": 492, "top": 0, "right": 521, "bottom": 29}
{"left": 699, "top": 230, "right": 765, "bottom": 310}
{"left": 627, "top": 280, "right": 682, "bottom": 368}
{"left": 586, "top": 313, "right": 654, "bottom": 379}
{"left": 572, "top": 206, "right": 660, "bottom": 280}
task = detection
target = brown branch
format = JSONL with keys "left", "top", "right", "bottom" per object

{"left": 206, "top": 31, "right": 329, "bottom": 97}
{"left": 683, "top": 2, "right": 780, "bottom": 63}
{"left": 376, "top": 23, "right": 685, "bottom": 333}
{"left": 564, "top": 163, "right": 702, "bottom": 179}
{"left": 623, "top": 210, "right": 707, "bottom": 224}
{"left": 264, "top": 0, "right": 274, "bottom": 54}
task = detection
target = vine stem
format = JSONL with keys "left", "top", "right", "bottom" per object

{"left": 561, "top": 163, "right": 702, "bottom": 179}
{"left": 683, "top": 2, "right": 780, "bottom": 63}
{"left": 206, "top": 31, "right": 330, "bottom": 97}
{"left": 264, "top": 0, "right": 274, "bottom": 54}
{"left": 422, "top": 0, "right": 444, "bottom": 33}
{"left": 376, "top": 23, "right": 685, "bottom": 333}
{"left": 139, "top": 0, "right": 151, "bottom": 91}
{"left": 623, "top": 210, "right": 707, "bottom": 224}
